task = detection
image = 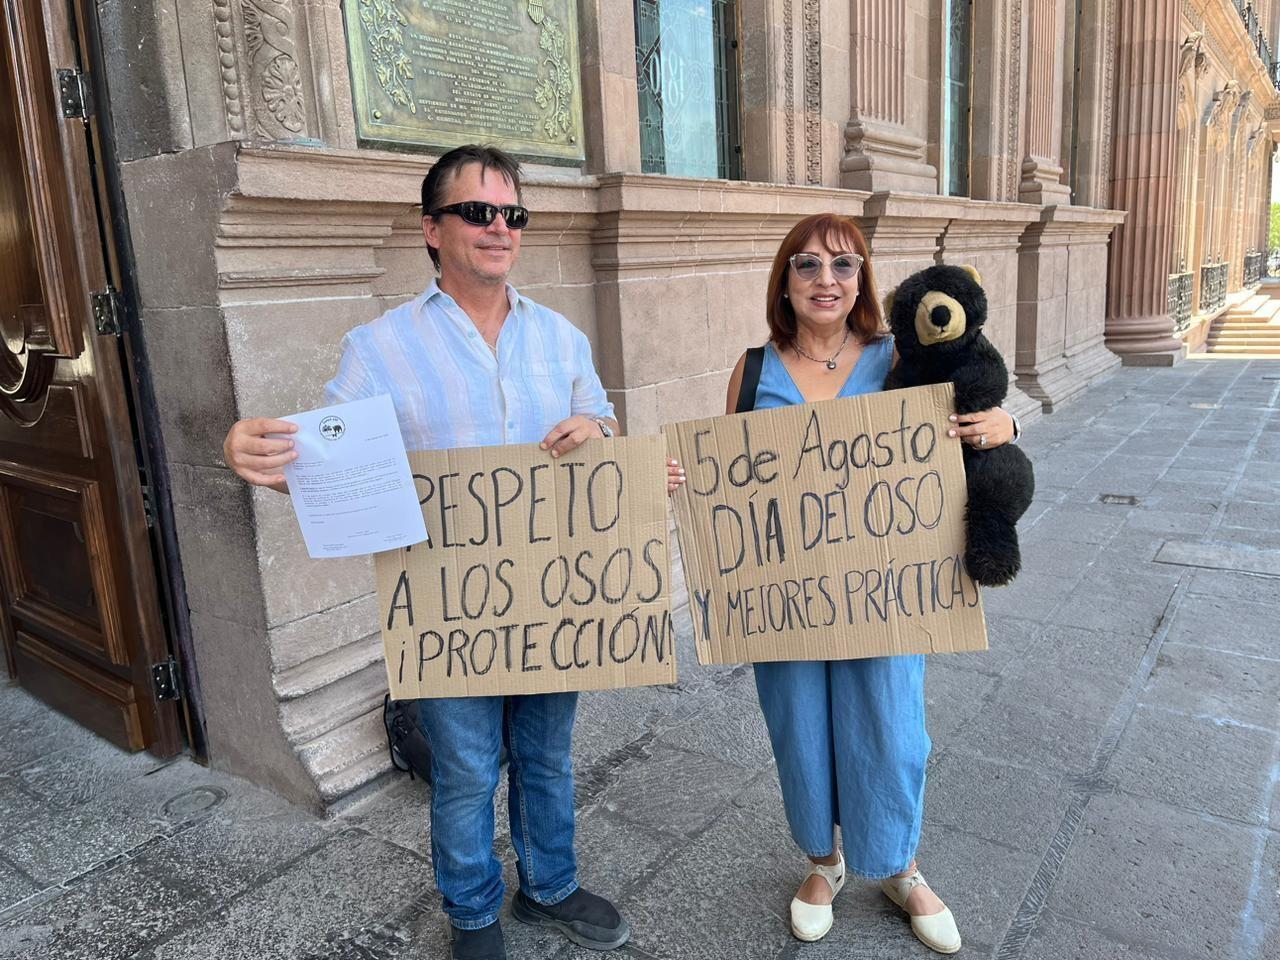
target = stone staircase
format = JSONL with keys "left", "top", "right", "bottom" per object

{"left": 1202, "top": 287, "right": 1280, "bottom": 357}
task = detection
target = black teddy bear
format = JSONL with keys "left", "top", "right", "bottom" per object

{"left": 883, "top": 263, "right": 1035, "bottom": 587}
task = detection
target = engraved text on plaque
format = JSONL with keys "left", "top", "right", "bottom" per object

{"left": 344, "top": 0, "right": 585, "bottom": 163}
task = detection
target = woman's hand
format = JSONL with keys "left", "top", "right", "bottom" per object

{"left": 667, "top": 458, "right": 686, "bottom": 496}
{"left": 948, "top": 408, "right": 1015, "bottom": 449}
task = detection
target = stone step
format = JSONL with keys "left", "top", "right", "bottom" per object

{"left": 1225, "top": 301, "right": 1271, "bottom": 318}
{"left": 1207, "top": 340, "right": 1280, "bottom": 350}
{"left": 1203, "top": 330, "right": 1280, "bottom": 343}
{"left": 1210, "top": 320, "right": 1280, "bottom": 330}
{"left": 1218, "top": 313, "right": 1266, "bottom": 324}
{"left": 273, "top": 633, "right": 384, "bottom": 703}
{"left": 279, "top": 660, "right": 385, "bottom": 745}
{"left": 1209, "top": 321, "right": 1280, "bottom": 330}
{"left": 300, "top": 703, "right": 387, "bottom": 782}
{"left": 1206, "top": 349, "right": 1280, "bottom": 356}
{"left": 1225, "top": 287, "right": 1268, "bottom": 302}
{"left": 319, "top": 740, "right": 399, "bottom": 811}
{"left": 1209, "top": 321, "right": 1280, "bottom": 331}
{"left": 1226, "top": 293, "right": 1271, "bottom": 314}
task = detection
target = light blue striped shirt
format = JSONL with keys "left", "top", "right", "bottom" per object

{"left": 324, "top": 280, "right": 615, "bottom": 451}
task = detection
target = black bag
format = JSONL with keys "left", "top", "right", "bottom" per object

{"left": 737, "top": 346, "right": 766, "bottom": 413}
{"left": 383, "top": 694, "right": 433, "bottom": 784}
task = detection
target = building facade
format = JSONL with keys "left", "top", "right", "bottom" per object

{"left": 1168, "top": 0, "right": 1280, "bottom": 351}
{"left": 1, "top": 0, "right": 1276, "bottom": 809}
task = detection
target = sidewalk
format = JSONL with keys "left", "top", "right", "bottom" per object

{"left": 2, "top": 359, "right": 1278, "bottom": 960}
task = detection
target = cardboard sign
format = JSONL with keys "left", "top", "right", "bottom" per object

{"left": 375, "top": 437, "right": 676, "bottom": 698}
{"left": 664, "top": 383, "right": 987, "bottom": 665}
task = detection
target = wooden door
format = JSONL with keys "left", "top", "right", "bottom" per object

{"left": 0, "top": 0, "right": 181, "bottom": 754}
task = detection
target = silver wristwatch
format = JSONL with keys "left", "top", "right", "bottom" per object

{"left": 592, "top": 417, "right": 614, "bottom": 438}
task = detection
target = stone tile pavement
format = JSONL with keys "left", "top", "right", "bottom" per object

{"left": 2, "top": 359, "right": 1279, "bottom": 960}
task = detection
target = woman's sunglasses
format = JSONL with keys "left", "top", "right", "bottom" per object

{"left": 430, "top": 201, "right": 530, "bottom": 230}
{"left": 789, "top": 252, "right": 863, "bottom": 281}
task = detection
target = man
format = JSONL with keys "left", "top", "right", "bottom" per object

{"left": 224, "top": 145, "right": 676, "bottom": 960}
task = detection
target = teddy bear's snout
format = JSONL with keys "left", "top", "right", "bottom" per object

{"left": 912, "top": 289, "right": 968, "bottom": 345}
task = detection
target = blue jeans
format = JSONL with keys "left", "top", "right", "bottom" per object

{"left": 753, "top": 655, "right": 930, "bottom": 878}
{"left": 417, "top": 692, "right": 579, "bottom": 929}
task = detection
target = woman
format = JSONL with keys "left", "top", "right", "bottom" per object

{"left": 725, "top": 214, "right": 1016, "bottom": 955}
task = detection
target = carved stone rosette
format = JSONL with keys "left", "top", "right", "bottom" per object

{"left": 243, "top": 0, "right": 309, "bottom": 139}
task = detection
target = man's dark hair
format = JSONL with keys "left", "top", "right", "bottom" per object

{"left": 421, "top": 145, "right": 523, "bottom": 269}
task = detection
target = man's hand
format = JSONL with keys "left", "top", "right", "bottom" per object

{"left": 947, "top": 408, "right": 1015, "bottom": 449}
{"left": 540, "top": 415, "right": 608, "bottom": 458}
{"left": 223, "top": 418, "right": 299, "bottom": 491}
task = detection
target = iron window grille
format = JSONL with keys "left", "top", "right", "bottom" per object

{"left": 634, "top": 0, "right": 743, "bottom": 180}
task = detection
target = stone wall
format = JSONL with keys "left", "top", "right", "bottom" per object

{"left": 104, "top": 0, "right": 1140, "bottom": 808}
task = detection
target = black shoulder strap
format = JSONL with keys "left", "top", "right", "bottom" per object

{"left": 736, "top": 346, "right": 766, "bottom": 414}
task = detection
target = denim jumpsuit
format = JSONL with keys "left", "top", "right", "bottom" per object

{"left": 751, "top": 337, "right": 931, "bottom": 879}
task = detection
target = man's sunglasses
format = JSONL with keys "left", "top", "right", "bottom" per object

{"left": 789, "top": 252, "right": 864, "bottom": 281}
{"left": 429, "top": 201, "right": 530, "bottom": 230}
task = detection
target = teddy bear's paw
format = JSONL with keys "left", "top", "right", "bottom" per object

{"left": 964, "top": 543, "right": 1021, "bottom": 587}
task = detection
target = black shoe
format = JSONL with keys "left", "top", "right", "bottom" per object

{"left": 511, "top": 888, "right": 630, "bottom": 951}
{"left": 449, "top": 920, "right": 506, "bottom": 960}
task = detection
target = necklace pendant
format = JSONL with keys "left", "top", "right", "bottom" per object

{"left": 826, "top": 359, "right": 837, "bottom": 370}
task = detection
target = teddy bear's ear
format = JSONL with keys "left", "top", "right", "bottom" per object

{"left": 960, "top": 264, "right": 982, "bottom": 286}
{"left": 883, "top": 289, "right": 896, "bottom": 317}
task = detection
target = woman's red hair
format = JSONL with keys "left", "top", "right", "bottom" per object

{"left": 765, "top": 214, "right": 886, "bottom": 348}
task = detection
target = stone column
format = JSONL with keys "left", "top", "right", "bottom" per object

{"left": 840, "top": 0, "right": 937, "bottom": 192}
{"left": 1104, "top": 0, "right": 1184, "bottom": 365}
{"left": 1016, "top": 207, "right": 1123, "bottom": 409}
{"left": 818, "top": 0, "right": 852, "bottom": 187}
{"left": 739, "top": 0, "right": 847, "bottom": 187}
{"left": 579, "top": 0, "right": 642, "bottom": 174}
{"left": 1018, "top": 0, "right": 1071, "bottom": 203}
{"left": 739, "top": 0, "right": 800, "bottom": 183}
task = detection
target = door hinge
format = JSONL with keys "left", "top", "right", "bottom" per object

{"left": 151, "top": 658, "right": 181, "bottom": 702}
{"left": 92, "top": 288, "right": 124, "bottom": 336}
{"left": 140, "top": 482, "right": 155, "bottom": 528}
{"left": 57, "top": 68, "right": 93, "bottom": 121}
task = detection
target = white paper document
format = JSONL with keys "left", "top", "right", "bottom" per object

{"left": 279, "top": 395, "right": 428, "bottom": 559}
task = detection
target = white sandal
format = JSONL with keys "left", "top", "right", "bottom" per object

{"left": 880, "top": 869, "right": 962, "bottom": 954}
{"left": 788, "top": 852, "right": 846, "bottom": 942}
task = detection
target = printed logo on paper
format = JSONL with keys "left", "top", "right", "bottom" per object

{"left": 319, "top": 416, "right": 347, "bottom": 441}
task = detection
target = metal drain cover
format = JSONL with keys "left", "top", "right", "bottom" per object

{"left": 162, "top": 786, "right": 228, "bottom": 820}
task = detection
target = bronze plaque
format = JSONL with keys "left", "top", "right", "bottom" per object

{"left": 344, "top": 0, "right": 586, "bottom": 163}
